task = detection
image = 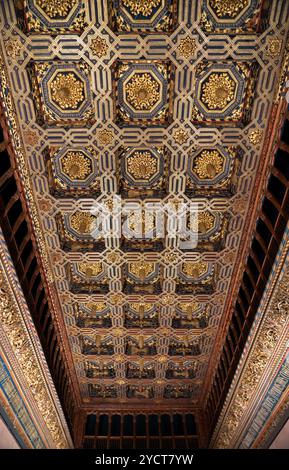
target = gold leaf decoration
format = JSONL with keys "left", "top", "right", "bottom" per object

{"left": 125, "top": 73, "right": 160, "bottom": 111}
{"left": 190, "top": 211, "right": 215, "bottom": 233}
{"left": 90, "top": 36, "right": 109, "bottom": 58}
{"left": 50, "top": 72, "right": 84, "bottom": 110}
{"left": 178, "top": 37, "right": 197, "bottom": 59}
{"left": 36, "top": 0, "right": 77, "bottom": 18}
{"left": 70, "top": 212, "right": 96, "bottom": 235}
{"left": 193, "top": 150, "right": 224, "bottom": 179}
{"left": 61, "top": 151, "right": 92, "bottom": 180}
{"left": 122, "top": 0, "right": 161, "bottom": 17}
{"left": 182, "top": 262, "right": 208, "bottom": 279}
{"left": 201, "top": 72, "right": 236, "bottom": 110}
{"left": 78, "top": 262, "right": 103, "bottom": 277}
{"left": 208, "top": 0, "right": 249, "bottom": 18}
{"left": 127, "top": 151, "right": 157, "bottom": 179}
{"left": 129, "top": 262, "right": 155, "bottom": 279}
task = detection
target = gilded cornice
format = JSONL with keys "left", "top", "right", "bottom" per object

{"left": 211, "top": 226, "right": 289, "bottom": 448}
{"left": 0, "top": 229, "right": 73, "bottom": 448}
{"left": 256, "top": 393, "right": 289, "bottom": 449}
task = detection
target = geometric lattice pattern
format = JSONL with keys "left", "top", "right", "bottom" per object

{"left": 2, "top": 0, "right": 288, "bottom": 408}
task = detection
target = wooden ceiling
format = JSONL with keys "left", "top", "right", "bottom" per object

{"left": 0, "top": 0, "right": 288, "bottom": 446}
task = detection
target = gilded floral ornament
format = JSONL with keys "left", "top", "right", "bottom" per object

{"left": 86, "top": 302, "right": 106, "bottom": 312}
{"left": 128, "top": 211, "right": 155, "bottom": 233}
{"left": 97, "top": 129, "right": 114, "bottom": 146}
{"left": 222, "top": 250, "right": 235, "bottom": 265}
{"left": 61, "top": 151, "right": 92, "bottom": 180}
{"left": 122, "top": 0, "right": 161, "bottom": 17}
{"left": 112, "top": 328, "right": 125, "bottom": 337}
{"left": 131, "top": 302, "right": 153, "bottom": 313}
{"left": 90, "top": 36, "right": 109, "bottom": 59}
{"left": 78, "top": 262, "right": 103, "bottom": 277}
{"left": 60, "top": 293, "right": 71, "bottom": 304}
{"left": 129, "top": 262, "right": 155, "bottom": 279}
{"left": 106, "top": 251, "right": 122, "bottom": 264}
{"left": 190, "top": 211, "right": 215, "bottom": 233}
{"left": 178, "top": 302, "right": 199, "bottom": 314}
{"left": 70, "top": 212, "right": 96, "bottom": 235}
{"left": 248, "top": 128, "right": 263, "bottom": 145}
{"left": 158, "top": 327, "right": 170, "bottom": 336}
{"left": 125, "top": 73, "right": 160, "bottom": 111}
{"left": 0, "top": 267, "right": 68, "bottom": 447}
{"left": 213, "top": 293, "right": 226, "bottom": 304}
{"left": 193, "top": 150, "right": 224, "bottom": 179}
{"left": 38, "top": 198, "right": 53, "bottom": 213}
{"left": 178, "top": 37, "right": 197, "bottom": 59}
{"left": 158, "top": 355, "right": 168, "bottom": 363}
{"left": 50, "top": 72, "right": 84, "bottom": 110}
{"left": 109, "top": 293, "right": 123, "bottom": 305}
{"left": 215, "top": 265, "right": 289, "bottom": 448}
{"left": 161, "top": 293, "right": 175, "bottom": 305}
{"left": 114, "top": 354, "right": 124, "bottom": 362}
{"left": 164, "top": 252, "right": 179, "bottom": 264}
{"left": 208, "top": 0, "right": 249, "bottom": 18}
{"left": 232, "top": 196, "right": 247, "bottom": 213}
{"left": 24, "top": 129, "right": 40, "bottom": 146}
{"left": 173, "top": 127, "right": 189, "bottom": 145}
{"left": 127, "top": 151, "right": 157, "bottom": 179}
{"left": 35, "top": 0, "right": 77, "bottom": 18}
{"left": 266, "top": 37, "right": 283, "bottom": 59}
{"left": 201, "top": 72, "right": 236, "bottom": 110}
{"left": 182, "top": 262, "right": 208, "bottom": 279}
{"left": 4, "top": 37, "right": 22, "bottom": 59}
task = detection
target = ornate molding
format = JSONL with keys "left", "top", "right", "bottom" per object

{"left": 211, "top": 226, "right": 289, "bottom": 448}
{"left": 258, "top": 393, "right": 289, "bottom": 448}
{"left": 240, "top": 353, "right": 289, "bottom": 448}
{"left": 0, "top": 229, "right": 72, "bottom": 448}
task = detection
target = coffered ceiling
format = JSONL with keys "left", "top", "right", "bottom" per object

{"left": 0, "top": 0, "right": 288, "bottom": 415}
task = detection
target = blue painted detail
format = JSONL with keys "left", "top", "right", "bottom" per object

{"left": 240, "top": 352, "right": 289, "bottom": 448}
{"left": 0, "top": 356, "right": 45, "bottom": 449}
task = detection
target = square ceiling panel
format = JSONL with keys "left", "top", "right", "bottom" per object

{"left": 67, "top": 262, "right": 109, "bottom": 294}
{"left": 123, "top": 261, "right": 162, "bottom": 294}
{"left": 15, "top": 0, "right": 87, "bottom": 34}
{"left": 201, "top": 0, "right": 269, "bottom": 34}
{"left": 192, "top": 61, "right": 259, "bottom": 126}
{"left": 28, "top": 61, "right": 95, "bottom": 127}
{"left": 186, "top": 146, "right": 242, "bottom": 198}
{"left": 109, "top": 0, "right": 177, "bottom": 34}
{"left": 118, "top": 146, "right": 169, "bottom": 199}
{"left": 56, "top": 211, "right": 105, "bottom": 252}
{"left": 176, "top": 261, "right": 216, "bottom": 294}
{"left": 45, "top": 145, "right": 100, "bottom": 198}
{"left": 114, "top": 60, "right": 174, "bottom": 126}
{"left": 75, "top": 302, "right": 112, "bottom": 329}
